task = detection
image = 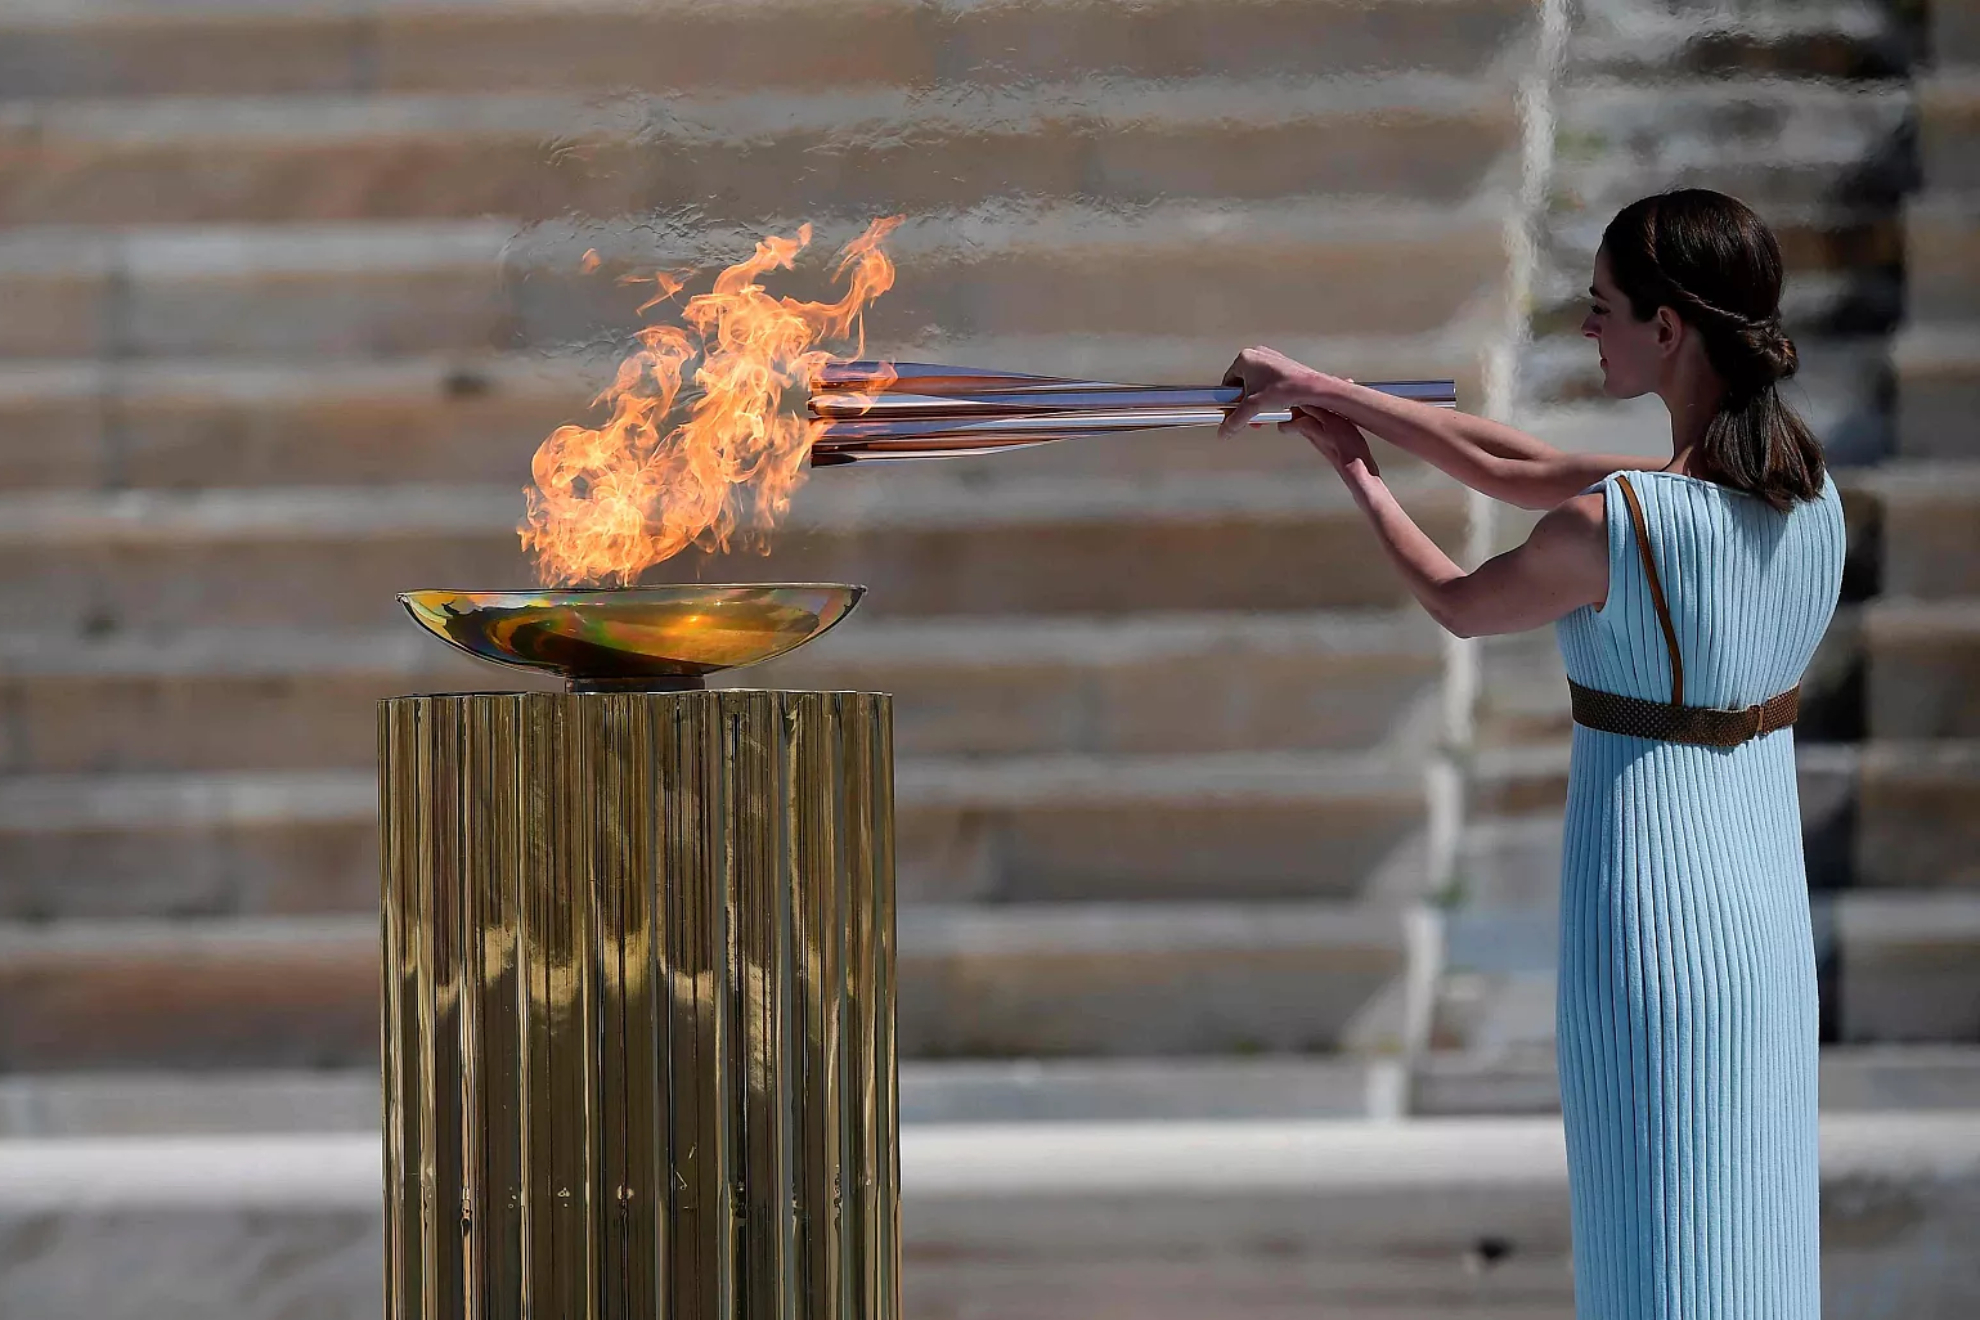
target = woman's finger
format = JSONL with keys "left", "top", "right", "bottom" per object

{"left": 1279, "top": 414, "right": 1328, "bottom": 452}
{"left": 1302, "top": 406, "right": 1361, "bottom": 443}
{"left": 1218, "top": 389, "right": 1268, "bottom": 439}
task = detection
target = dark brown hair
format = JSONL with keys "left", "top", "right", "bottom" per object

{"left": 1601, "top": 189, "right": 1825, "bottom": 509}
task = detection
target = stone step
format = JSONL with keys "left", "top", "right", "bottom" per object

{"left": 0, "top": 474, "right": 1468, "bottom": 634}
{"left": 0, "top": 1068, "right": 385, "bottom": 1137}
{"left": 0, "top": 219, "right": 514, "bottom": 362}
{"left": 0, "top": 202, "right": 1514, "bottom": 362}
{"left": 1429, "top": 889, "right": 1980, "bottom": 1050}
{"left": 1567, "top": 1, "right": 1908, "bottom": 80}
{"left": 902, "top": 900, "right": 1411, "bottom": 1057}
{"left": 1922, "top": 73, "right": 1980, "bottom": 194}
{"left": 1894, "top": 325, "right": 1980, "bottom": 461}
{"left": 0, "top": 1057, "right": 1395, "bottom": 1136}
{"left": 1472, "top": 630, "right": 1571, "bottom": 750}
{"left": 1941, "top": 0, "right": 1980, "bottom": 71}
{"left": 1855, "top": 739, "right": 1980, "bottom": 892}
{"left": 0, "top": 903, "right": 1409, "bottom": 1069}
{"left": 0, "top": 611, "right": 1443, "bottom": 774}
{"left": 1, "top": 1116, "right": 1977, "bottom": 1320}
{"left": 0, "top": 0, "right": 1539, "bottom": 100}
{"left": 1866, "top": 599, "right": 1980, "bottom": 739}
{"left": 1831, "top": 891, "right": 1980, "bottom": 1042}
{"left": 902, "top": 1056, "right": 1395, "bottom": 1124}
{"left": 0, "top": 355, "right": 575, "bottom": 491}
{"left": 11, "top": 1041, "right": 1979, "bottom": 1138}
{"left": 0, "top": 81, "right": 1519, "bottom": 226}
{"left": 1549, "top": 76, "right": 1913, "bottom": 217}
{"left": 1416, "top": 1044, "right": 1980, "bottom": 1117}
{"left": 1452, "top": 811, "right": 1562, "bottom": 912}
{"left": 0, "top": 332, "right": 1479, "bottom": 492}
{"left": 1902, "top": 194, "right": 1980, "bottom": 328}
{"left": 0, "top": 751, "right": 1433, "bottom": 920}
{"left": 1813, "top": 739, "right": 1926, "bottom": 892}
{"left": 1875, "top": 462, "right": 1980, "bottom": 599}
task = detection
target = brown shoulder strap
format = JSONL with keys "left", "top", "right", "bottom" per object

{"left": 1614, "top": 474, "right": 1685, "bottom": 705}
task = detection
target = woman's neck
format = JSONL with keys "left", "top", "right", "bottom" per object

{"left": 1658, "top": 357, "right": 1727, "bottom": 476}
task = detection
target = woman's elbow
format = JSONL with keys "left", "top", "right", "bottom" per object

{"left": 1440, "top": 612, "right": 1485, "bottom": 640}
{"left": 1424, "top": 591, "right": 1484, "bottom": 638}
{"left": 1426, "top": 583, "right": 1525, "bottom": 639}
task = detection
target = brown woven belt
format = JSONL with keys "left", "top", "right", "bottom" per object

{"left": 1569, "top": 680, "right": 1800, "bottom": 747}
{"left": 1571, "top": 474, "right": 1802, "bottom": 748}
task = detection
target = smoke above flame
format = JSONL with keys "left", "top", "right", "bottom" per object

{"left": 520, "top": 216, "right": 903, "bottom": 586}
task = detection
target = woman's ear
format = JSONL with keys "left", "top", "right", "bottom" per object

{"left": 1653, "top": 305, "right": 1685, "bottom": 357}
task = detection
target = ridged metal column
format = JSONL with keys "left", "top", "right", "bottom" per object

{"left": 379, "top": 691, "right": 897, "bottom": 1320}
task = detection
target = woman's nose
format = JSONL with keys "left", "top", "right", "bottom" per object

{"left": 1581, "top": 317, "right": 1599, "bottom": 340}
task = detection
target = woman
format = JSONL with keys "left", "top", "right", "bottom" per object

{"left": 1223, "top": 188, "right": 1842, "bottom": 1317}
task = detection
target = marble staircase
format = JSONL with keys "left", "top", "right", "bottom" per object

{"left": 0, "top": 0, "right": 1536, "bottom": 1078}
{"left": 4, "top": 6, "right": 1980, "bottom": 1315}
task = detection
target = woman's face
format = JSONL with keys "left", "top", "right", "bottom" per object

{"left": 1582, "top": 248, "right": 1663, "bottom": 399}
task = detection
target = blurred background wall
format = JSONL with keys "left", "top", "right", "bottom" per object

{"left": 0, "top": 0, "right": 1975, "bottom": 1316}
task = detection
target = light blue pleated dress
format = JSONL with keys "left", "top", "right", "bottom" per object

{"left": 1553, "top": 470, "right": 1846, "bottom": 1318}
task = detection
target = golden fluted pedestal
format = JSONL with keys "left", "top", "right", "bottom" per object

{"left": 379, "top": 691, "right": 897, "bottom": 1320}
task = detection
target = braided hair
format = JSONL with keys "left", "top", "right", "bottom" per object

{"left": 1601, "top": 190, "right": 1825, "bottom": 510}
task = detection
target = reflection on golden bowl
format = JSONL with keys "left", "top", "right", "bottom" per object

{"left": 398, "top": 584, "right": 865, "bottom": 692}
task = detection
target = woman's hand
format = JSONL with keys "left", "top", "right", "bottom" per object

{"left": 1281, "top": 406, "right": 1380, "bottom": 480}
{"left": 1218, "top": 346, "right": 1345, "bottom": 438}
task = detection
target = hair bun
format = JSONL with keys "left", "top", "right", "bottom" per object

{"left": 1736, "top": 315, "right": 1797, "bottom": 388}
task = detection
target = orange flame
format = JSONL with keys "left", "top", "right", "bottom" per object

{"left": 520, "top": 216, "right": 903, "bottom": 586}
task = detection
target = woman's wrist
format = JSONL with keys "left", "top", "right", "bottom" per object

{"left": 1295, "top": 370, "right": 1350, "bottom": 408}
{"left": 1338, "top": 457, "right": 1385, "bottom": 507}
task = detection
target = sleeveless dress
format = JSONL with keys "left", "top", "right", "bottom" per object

{"left": 1552, "top": 470, "right": 1846, "bottom": 1319}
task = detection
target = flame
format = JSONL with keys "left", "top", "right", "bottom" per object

{"left": 520, "top": 216, "right": 903, "bottom": 586}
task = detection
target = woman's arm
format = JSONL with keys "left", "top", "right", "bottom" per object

{"left": 1221, "top": 346, "right": 1641, "bottom": 510}
{"left": 1283, "top": 408, "right": 1609, "bottom": 637}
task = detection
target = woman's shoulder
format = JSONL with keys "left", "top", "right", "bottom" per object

{"left": 1548, "top": 483, "right": 1611, "bottom": 533}
{"left": 1570, "top": 467, "right": 1841, "bottom": 538}
{"left": 1624, "top": 468, "right": 1729, "bottom": 493}
{"left": 1624, "top": 467, "right": 1842, "bottom": 515}
{"left": 1807, "top": 470, "right": 1848, "bottom": 536}
{"left": 1578, "top": 468, "right": 1721, "bottom": 502}
{"left": 1548, "top": 485, "right": 1616, "bottom": 571}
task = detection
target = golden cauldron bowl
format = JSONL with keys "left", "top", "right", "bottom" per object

{"left": 398, "top": 584, "right": 864, "bottom": 692}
